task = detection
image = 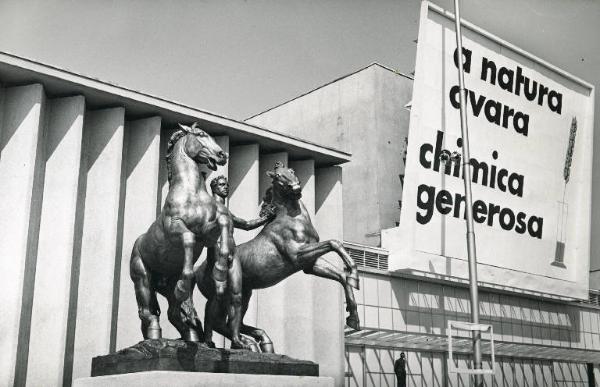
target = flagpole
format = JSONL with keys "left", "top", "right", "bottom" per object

{"left": 452, "top": 0, "right": 483, "bottom": 385}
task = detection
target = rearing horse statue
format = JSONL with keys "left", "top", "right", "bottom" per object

{"left": 196, "top": 162, "right": 361, "bottom": 351}
{"left": 130, "top": 122, "right": 228, "bottom": 341}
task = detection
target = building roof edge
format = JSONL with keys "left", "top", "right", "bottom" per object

{"left": 245, "top": 62, "right": 413, "bottom": 121}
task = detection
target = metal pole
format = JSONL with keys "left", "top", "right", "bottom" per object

{"left": 452, "top": 1, "right": 483, "bottom": 385}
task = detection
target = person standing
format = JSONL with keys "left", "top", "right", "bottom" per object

{"left": 394, "top": 352, "right": 407, "bottom": 387}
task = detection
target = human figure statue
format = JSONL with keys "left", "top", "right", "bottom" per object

{"left": 394, "top": 352, "right": 407, "bottom": 387}
{"left": 203, "top": 175, "right": 274, "bottom": 348}
{"left": 195, "top": 162, "right": 360, "bottom": 352}
{"left": 129, "top": 123, "right": 228, "bottom": 341}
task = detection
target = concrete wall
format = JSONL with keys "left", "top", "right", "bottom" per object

{"left": 247, "top": 64, "right": 413, "bottom": 247}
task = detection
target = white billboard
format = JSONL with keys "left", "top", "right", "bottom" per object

{"left": 382, "top": 2, "right": 595, "bottom": 299}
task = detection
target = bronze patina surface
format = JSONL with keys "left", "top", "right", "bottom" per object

{"left": 91, "top": 339, "right": 318, "bottom": 377}
{"left": 203, "top": 175, "right": 273, "bottom": 349}
{"left": 129, "top": 122, "right": 228, "bottom": 342}
{"left": 196, "top": 162, "right": 361, "bottom": 352}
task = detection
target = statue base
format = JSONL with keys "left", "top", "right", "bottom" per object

{"left": 75, "top": 371, "right": 333, "bottom": 387}
{"left": 91, "top": 339, "right": 319, "bottom": 377}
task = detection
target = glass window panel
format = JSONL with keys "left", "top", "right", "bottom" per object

{"left": 379, "top": 307, "right": 393, "bottom": 330}
{"left": 379, "top": 349, "right": 394, "bottom": 374}
{"left": 409, "top": 374, "right": 422, "bottom": 387}
{"left": 502, "top": 359, "right": 514, "bottom": 387}
{"left": 363, "top": 275, "right": 379, "bottom": 306}
{"left": 381, "top": 373, "right": 395, "bottom": 387}
{"left": 391, "top": 279, "right": 407, "bottom": 310}
{"left": 347, "top": 347, "right": 364, "bottom": 387}
{"left": 392, "top": 309, "right": 406, "bottom": 331}
{"left": 421, "top": 352, "right": 433, "bottom": 387}
{"left": 407, "top": 351, "right": 422, "bottom": 375}
{"left": 406, "top": 310, "right": 420, "bottom": 333}
{"left": 378, "top": 278, "right": 392, "bottom": 308}
{"left": 365, "top": 371, "right": 379, "bottom": 387}
{"left": 420, "top": 312, "right": 433, "bottom": 334}
{"left": 431, "top": 353, "right": 444, "bottom": 387}
{"left": 541, "top": 363, "right": 552, "bottom": 386}
{"left": 365, "top": 348, "right": 380, "bottom": 374}
{"left": 364, "top": 306, "right": 379, "bottom": 328}
{"left": 514, "top": 360, "right": 524, "bottom": 387}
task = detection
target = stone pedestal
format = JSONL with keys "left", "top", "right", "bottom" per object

{"left": 75, "top": 371, "right": 333, "bottom": 387}
{"left": 90, "top": 339, "right": 319, "bottom": 378}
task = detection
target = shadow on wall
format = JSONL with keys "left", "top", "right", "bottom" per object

{"left": 375, "top": 273, "right": 584, "bottom": 346}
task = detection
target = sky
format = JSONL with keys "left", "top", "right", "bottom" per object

{"left": 1, "top": 0, "right": 599, "bottom": 255}
{"left": 0, "top": 0, "right": 596, "bottom": 120}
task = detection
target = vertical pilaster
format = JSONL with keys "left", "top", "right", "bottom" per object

{"left": 157, "top": 127, "right": 174, "bottom": 212}
{"left": 284, "top": 159, "right": 316, "bottom": 361}
{"left": 314, "top": 166, "right": 345, "bottom": 387}
{"left": 0, "top": 84, "right": 46, "bottom": 387}
{"left": 195, "top": 135, "right": 229, "bottom": 346}
{"left": 26, "top": 96, "right": 85, "bottom": 387}
{"left": 114, "top": 117, "right": 161, "bottom": 350}
{"left": 229, "top": 144, "right": 261, "bottom": 244}
{"left": 227, "top": 144, "right": 260, "bottom": 331}
{"left": 254, "top": 153, "right": 288, "bottom": 334}
{"left": 70, "top": 108, "right": 125, "bottom": 381}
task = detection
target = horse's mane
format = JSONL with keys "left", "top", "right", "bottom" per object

{"left": 259, "top": 187, "right": 277, "bottom": 218}
{"left": 165, "top": 122, "right": 207, "bottom": 183}
{"left": 165, "top": 129, "right": 188, "bottom": 184}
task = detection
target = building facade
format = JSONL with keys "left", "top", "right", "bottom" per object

{"left": 247, "top": 63, "right": 600, "bottom": 386}
{"left": 0, "top": 52, "right": 350, "bottom": 387}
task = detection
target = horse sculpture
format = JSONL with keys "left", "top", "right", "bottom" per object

{"left": 130, "top": 122, "right": 228, "bottom": 341}
{"left": 196, "top": 162, "right": 361, "bottom": 352}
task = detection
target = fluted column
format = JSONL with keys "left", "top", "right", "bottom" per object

{"left": 283, "top": 159, "right": 316, "bottom": 361}
{"left": 314, "top": 166, "right": 345, "bottom": 387}
{"left": 253, "top": 152, "right": 288, "bottom": 336}
{"left": 114, "top": 117, "right": 162, "bottom": 350}
{"left": 70, "top": 108, "right": 125, "bottom": 382}
{"left": 226, "top": 144, "right": 260, "bottom": 339}
{"left": 25, "top": 96, "right": 86, "bottom": 387}
{"left": 195, "top": 135, "right": 229, "bottom": 347}
{"left": 0, "top": 84, "right": 46, "bottom": 387}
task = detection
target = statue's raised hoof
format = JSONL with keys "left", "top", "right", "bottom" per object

{"left": 347, "top": 275, "right": 360, "bottom": 290}
{"left": 346, "top": 315, "right": 361, "bottom": 331}
{"left": 174, "top": 279, "right": 191, "bottom": 302}
{"left": 260, "top": 342, "right": 274, "bottom": 353}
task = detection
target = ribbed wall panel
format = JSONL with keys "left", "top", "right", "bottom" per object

{"left": 0, "top": 84, "right": 46, "bottom": 387}
{"left": 70, "top": 108, "right": 125, "bottom": 382}
{"left": 252, "top": 152, "right": 288, "bottom": 334}
{"left": 193, "top": 135, "right": 230, "bottom": 347}
{"left": 26, "top": 95, "right": 86, "bottom": 387}
{"left": 282, "top": 159, "right": 316, "bottom": 361}
{"left": 227, "top": 144, "right": 260, "bottom": 334}
{"left": 114, "top": 117, "right": 162, "bottom": 350}
{"left": 314, "top": 166, "right": 345, "bottom": 387}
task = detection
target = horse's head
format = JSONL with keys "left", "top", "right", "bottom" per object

{"left": 266, "top": 161, "right": 302, "bottom": 200}
{"left": 176, "top": 122, "right": 228, "bottom": 170}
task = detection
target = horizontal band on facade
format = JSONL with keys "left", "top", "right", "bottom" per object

{"left": 0, "top": 51, "right": 350, "bottom": 167}
{"left": 345, "top": 328, "right": 600, "bottom": 363}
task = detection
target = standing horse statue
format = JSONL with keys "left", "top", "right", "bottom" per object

{"left": 130, "top": 122, "right": 228, "bottom": 341}
{"left": 195, "top": 162, "right": 361, "bottom": 352}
